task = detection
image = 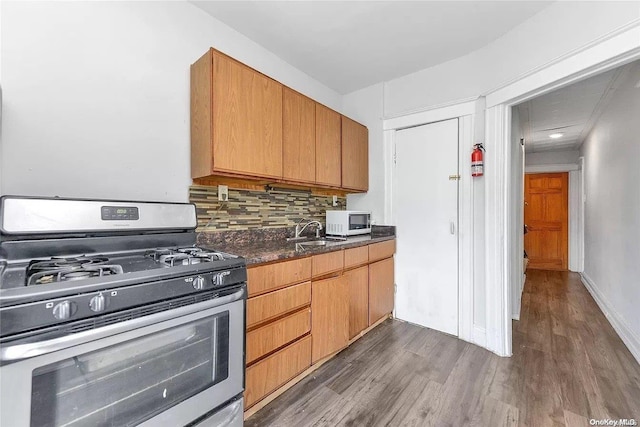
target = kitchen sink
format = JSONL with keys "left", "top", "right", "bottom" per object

{"left": 298, "top": 240, "right": 328, "bottom": 246}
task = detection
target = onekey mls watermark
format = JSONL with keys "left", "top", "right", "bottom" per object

{"left": 590, "top": 420, "right": 637, "bottom": 426}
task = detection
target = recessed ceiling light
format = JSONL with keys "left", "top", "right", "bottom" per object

{"left": 549, "top": 133, "right": 564, "bottom": 139}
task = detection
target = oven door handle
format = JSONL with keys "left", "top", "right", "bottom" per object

{"left": 0, "top": 287, "right": 245, "bottom": 363}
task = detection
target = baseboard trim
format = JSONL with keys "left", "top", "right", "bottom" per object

{"left": 580, "top": 273, "right": 640, "bottom": 364}
{"left": 473, "top": 325, "right": 487, "bottom": 348}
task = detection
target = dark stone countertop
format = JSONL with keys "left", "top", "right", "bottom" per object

{"left": 198, "top": 226, "right": 395, "bottom": 266}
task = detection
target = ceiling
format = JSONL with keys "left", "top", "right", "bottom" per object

{"left": 191, "top": 1, "right": 552, "bottom": 94}
{"left": 516, "top": 66, "right": 627, "bottom": 153}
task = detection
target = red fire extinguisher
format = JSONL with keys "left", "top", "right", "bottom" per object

{"left": 471, "top": 143, "right": 485, "bottom": 177}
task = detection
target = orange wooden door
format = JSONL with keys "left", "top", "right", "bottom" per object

{"left": 524, "top": 173, "right": 568, "bottom": 270}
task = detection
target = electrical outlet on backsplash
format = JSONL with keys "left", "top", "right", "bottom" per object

{"left": 189, "top": 185, "right": 346, "bottom": 232}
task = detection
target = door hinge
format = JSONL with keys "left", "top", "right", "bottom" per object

{"left": 449, "top": 174, "right": 461, "bottom": 180}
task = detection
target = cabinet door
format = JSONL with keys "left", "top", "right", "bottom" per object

{"left": 345, "top": 266, "right": 369, "bottom": 339}
{"left": 315, "top": 104, "right": 342, "bottom": 187}
{"left": 283, "top": 88, "right": 315, "bottom": 183}
{"left": 212, "top": 52, "right": 283, "bottom": 179}
{"left": 368, "top": 257, "right": 394, "bottom": 325}
{"left": 341, "top": 116, "right": 368, "bottom": 191}
{"left": 311, "top": 275, "right": 349, "bottom": 363}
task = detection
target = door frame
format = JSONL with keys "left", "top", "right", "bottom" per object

{"left": 383, "top": 102, "right": 476, "bottom": 345}
{"left": 484, "top": 22, "right": 640, "bottom": 357}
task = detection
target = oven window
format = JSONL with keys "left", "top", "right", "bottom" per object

{"left": 30, "top": 312, "right": 230, "bottom": 427}
{"left": 349, "top": 214, "right": 370, "bottom": 230}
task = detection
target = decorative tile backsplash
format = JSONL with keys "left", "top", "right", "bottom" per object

{"left": 190, "top": 185, "right": 346, "bottom": 232}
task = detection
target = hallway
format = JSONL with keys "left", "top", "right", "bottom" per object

{"left": 246, "top": 270, "right": 640, "bottom": 426}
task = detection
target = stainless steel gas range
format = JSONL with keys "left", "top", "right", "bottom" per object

{"left": 0, "top": 196, "right": 246, "bottom": 427}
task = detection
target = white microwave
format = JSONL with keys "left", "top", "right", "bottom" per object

{"left": 326, "top": 210, "right": 371, "bottom": 237}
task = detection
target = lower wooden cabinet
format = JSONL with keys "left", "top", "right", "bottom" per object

{"left": 345, "top": 266, "right": 369, "bottom": 339}
{"left": 245, "top": 335, "right": 312, "bottom": 408}
{"left": 368, "top": 257, "right": 395, "bottom": 325}
{"left": 311, "top": 275, "right": 349, "bottom": 363}
{"left": 244, "top": 240, "right": 395, "bottom": 413}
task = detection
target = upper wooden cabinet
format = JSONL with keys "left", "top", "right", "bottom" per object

{"left": 341, "top": 116, "right": 369, "bottom": 192}
{"left": 191, "top": 48, "right": 368, "bottom": 192}
{"left": 315, "top": 104, "right": 342, "bottom": 187}
{"left": 283, "top": 88, "right": 315, "bottom": 183}
{"left": 191, "top": 49, "right": 283, "bottom": 180}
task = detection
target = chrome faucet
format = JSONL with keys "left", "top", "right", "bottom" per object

{"left": 288, "top": 218, "right": 323, "bottom": 241}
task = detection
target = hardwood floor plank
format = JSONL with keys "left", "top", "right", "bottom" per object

{"left": 475, "top": 395, "right": 519, "bottom": 427}
{"left": 332, "top": 358, "right": 431, "bottom": 426}
{"left": 519, "top": 347, "right": 565, "bottom": 427}
{"left": 563, "top": 409, "right": 589, "bottom": 427}
{"left": 391, "top": 380, "right": 443, "bottom": 427}
{"left": 484, "top": 352, "right": 523, "bottom": 407}
{"left": 431, "top": 345, "right": 494, "bottom": 426}
{"left": 551, "top": 332, "right": 608, "bottom": 420}
{"left": 403, "top": 327, "right": 467, "bottom": 384}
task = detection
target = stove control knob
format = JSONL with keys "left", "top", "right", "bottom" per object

{"left": 213, "top": 271, "right": 231, "bottom": 287}
{"left": 89, "top": 293, "right": 106, "bottom": 313}
{"left": 53, "top": 301, "right": 73, "bottom": 320}
{"left": 193, "top": 276, "right": 205, "bottom": 290}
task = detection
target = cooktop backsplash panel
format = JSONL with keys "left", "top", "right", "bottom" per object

{"left": 190, "top": 185, "right": 346, "bottom": 232}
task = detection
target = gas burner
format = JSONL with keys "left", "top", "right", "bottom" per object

{"left": 27, "top": 265, "right": 124, "bottom": 286}
{"left": 147, "top": 247, "right": 233, "bottom": 267}
{"left": 28, "top": 256, "right": 110, "bottom": 273}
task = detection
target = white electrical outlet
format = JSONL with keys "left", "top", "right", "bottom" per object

{"left": 218, "top": 185, "right": 228, "bottom": 202}
{"left": 332, "top": 195, "right": 338, "bottom": 207}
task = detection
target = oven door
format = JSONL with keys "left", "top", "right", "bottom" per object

{"left": 0, "top": 286, "right": 245, "bottom": 427}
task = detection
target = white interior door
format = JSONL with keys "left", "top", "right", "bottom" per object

{"left": 394, "top": 119, "right": 459, "bottom": 335}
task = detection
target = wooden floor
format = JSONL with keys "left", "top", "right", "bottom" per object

{"left": 245, "top": 270, "right": 640, "bottom": 426}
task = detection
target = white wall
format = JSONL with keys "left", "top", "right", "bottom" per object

{"left": 580, "top": 62, "right": 640, "bottom": 362}
{"left": 525, "top": 149, "right": 580, "bottom": 166}
{"left": 382, "top": 2, "right": 640, "bottom": 117}
{"left": 0, "top": 1, "right": 341, "bottom": 201}
{"left": 342, "top": 83, "right": 385, "bottom": 225}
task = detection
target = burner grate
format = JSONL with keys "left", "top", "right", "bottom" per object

{"left": 146, "top": 247, "right": 231, "bottom": 267}
{"left": 26, "top": 256, "right": 123, "bottom": 286}
{"left": 28, "top": 265, "right": 124, "bottom": 286}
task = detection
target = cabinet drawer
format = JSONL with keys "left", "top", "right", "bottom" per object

{"left": 344, "top": 245, "right": 369, "bottom": 269}
{"left": 247, "top": 281, "right": 311, "bottom": 328}
{"left": 312, "top": 250, "right": 344, "bottom": 278}
{"left": 246, "top": 308, "right": 311, "bottom": 364}
{"left": 368, "top": 240, "right": 396, "bottom": 263}
{"left": 247, "top": 257, "right": 312, "bottom": 297}
{"left": 245, "top": 335, "right": 312, "bottom": 408}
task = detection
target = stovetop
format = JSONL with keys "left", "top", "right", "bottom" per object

{"left": 0, "top": 242, "right": 247, "bottom": 338}
{"left": 17, "top": 247, "right": 238, "bottom": 287}
{"left": 1, "top": 246, "right": 240, "bottom": 290}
